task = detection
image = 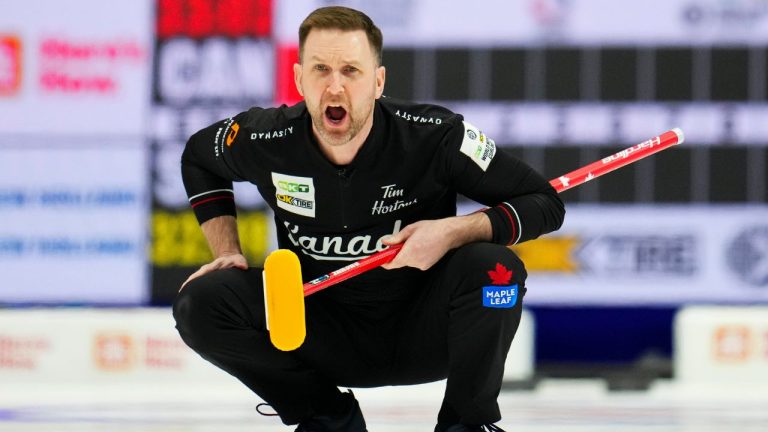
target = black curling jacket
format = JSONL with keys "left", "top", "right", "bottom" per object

{"left": 181, "top": 97, "right": 565, "bottom": 302}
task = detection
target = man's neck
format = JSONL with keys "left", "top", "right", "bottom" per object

{"left": 314, "top": 112, "right": 374, "bottom": 166}
{"left": 317, "top": 138, "right": 364, "bottom": 166}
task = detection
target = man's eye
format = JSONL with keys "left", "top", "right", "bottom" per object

{"left": 314, "top": 65, "right": 328, "bottom": 72}
{"left": 344, "top": 67, "right": 358, "bottom": 73}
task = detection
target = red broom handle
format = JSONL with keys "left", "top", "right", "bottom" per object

{"left": 550, "top": 128, "right": 683, "bottom": 192}
{"left": 303, "top": 128, "right": 684, "bottom": 296}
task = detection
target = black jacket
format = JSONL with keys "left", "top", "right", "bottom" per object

{"left": 181, "top": 97, "right": 564, "bottom": 301}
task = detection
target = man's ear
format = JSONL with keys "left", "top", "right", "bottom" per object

{"left": 293, "top": 63, "right": 304, "bottom": 97}
{"left": 375, "top": 65, "right": 385, "bottom": 99}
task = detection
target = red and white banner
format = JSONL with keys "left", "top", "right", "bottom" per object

{"left": 0, "top": 0, "right": 153, "bottom": 136}
{"left": 0, "top": 309, "right": 227, "bottom": 383}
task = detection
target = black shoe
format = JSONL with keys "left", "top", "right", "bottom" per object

{"left": 294, "top": 390, "right": 367, "bottom": 432}
{"left": 436, "top": 424, "right": 505, "bottom": 432}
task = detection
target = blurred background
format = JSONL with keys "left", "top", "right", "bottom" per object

{"left": 1, "top": 0, "right": 767, "bottom": 402}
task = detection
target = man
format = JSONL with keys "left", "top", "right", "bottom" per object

{"left": 174, "top": 6, "right": 564, "bottom": 432}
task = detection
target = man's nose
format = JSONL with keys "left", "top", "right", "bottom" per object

{"left": 326, "top": 73, "right": 344, "bottom": 94}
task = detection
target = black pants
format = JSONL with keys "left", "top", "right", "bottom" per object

{"left": 173, "top": 242, "right": 527, "bottom": 426}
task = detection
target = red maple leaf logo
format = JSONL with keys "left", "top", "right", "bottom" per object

{"left": 487, "top": 263, "right": 513, "bottom": 285}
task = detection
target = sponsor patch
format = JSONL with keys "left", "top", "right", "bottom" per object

{"left": 483, "top": 263, "right": 518, "bottom": 308}
{"left": 459, "top": 121, "right": 496, "bottom": 171}
{"left": 271, "top": 173, "right": 315, "bottom": 218}
{"left": 483, "top": 285, "right": 518, "bottom": 308}
{"left": 488, "top": 262, "right": 513, "bottom": 285}
{"left": 277, "top": 194, "right": 313, "bottom": 209}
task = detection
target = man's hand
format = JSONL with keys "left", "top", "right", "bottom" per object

{"left": 180, "top": 215, "right": 247, "bottom": 291}
{"left": 381, "top": 212, "right": 492, "bottom": 271}
{"left": 180, "top": 253, "right": 248, "bottom": 291}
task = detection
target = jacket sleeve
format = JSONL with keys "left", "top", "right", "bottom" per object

{"left": 442, "top": 118, "right": 565, "bottom": 245}
{"left": 180, "top": 116, "right": 247, "bottom": 224}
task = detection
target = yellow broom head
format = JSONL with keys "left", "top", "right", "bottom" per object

{"left": 263, "top": 249, "right": 306, "bottom": 351}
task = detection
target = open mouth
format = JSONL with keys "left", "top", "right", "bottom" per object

{"left": 325, "top": 105, "right": 347, "bottom": 125}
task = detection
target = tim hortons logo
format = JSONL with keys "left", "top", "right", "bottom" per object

{"left": 370, "top": 184, "right": 417, "bottom": 215}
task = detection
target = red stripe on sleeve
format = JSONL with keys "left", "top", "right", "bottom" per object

{"left": 191, "top": 195, "right": 235, "bottom": 208}
{"left": 497, "top": 204, "right": 517, "bottom": 245}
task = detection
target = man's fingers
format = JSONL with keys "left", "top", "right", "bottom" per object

{"left": 381, "top": 244, "right": 408, "bottom": 270}
{"left": 381, "top": 261, "right": 401, "bottom": 270}
{"left": 180, "top": 267, "right": 206, "bottom": 291}
{"left": 382, "top": 224, "right": 415, "bottom": 245}
{"left": 180, "top": 264, "right": 214, "bottom": 292}
{"left": 179, "top": 255, "right": 248, "bottom": 292}
{"left": 381, "top": 235, "right": 399, "bottom": 245}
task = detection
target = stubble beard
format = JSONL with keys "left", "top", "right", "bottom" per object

{"left": 310, "top": 102, "right": 372, "bottom": 148}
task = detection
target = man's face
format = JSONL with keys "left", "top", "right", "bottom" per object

{"left": 294, "top": 29, "right": 385, "bottom": 148}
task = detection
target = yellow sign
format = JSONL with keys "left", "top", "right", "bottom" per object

{"left": 151, "top": 209, "right": 270, "bottom": 267}
{"left": 510, "top": 236, "right": 579, "bottom": 272}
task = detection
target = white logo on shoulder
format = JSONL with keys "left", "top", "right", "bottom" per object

{"left": 459, "top": 121, "right": 496, "bottom": 171}
{"left": 394, "top": 109, "right": 443, "bottom": 124}
{"left": 271, "top": 172, "right": 315, "bottom": 218}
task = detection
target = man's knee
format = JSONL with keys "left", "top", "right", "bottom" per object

{"left": 450, "top": 242, "right": 527, "bottom": 287}
{"left": 173, "top": 275, "right": 213, "bottom": 349}
{"left": 172, "top": 269, "right": 249, "bottom": 350}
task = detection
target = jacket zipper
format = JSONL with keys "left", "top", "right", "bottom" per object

{"left": 337, "top": 168, "right": 350, "bottom": 230}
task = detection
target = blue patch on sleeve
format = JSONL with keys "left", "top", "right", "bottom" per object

{"left": 482, "top": 284, "right": 518, "bottom": 308}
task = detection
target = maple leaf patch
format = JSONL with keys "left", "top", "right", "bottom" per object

{"left": 487, "top": 263, "right": 513, "bottom": 285}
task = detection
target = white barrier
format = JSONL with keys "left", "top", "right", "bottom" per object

{"left": 674, "top": 306, "right": 768, "bottom": 384}
{"left": 0, "top": 308, "right": 535, "bottom": 384}
{"left": 505, "top": 309, "right": 535, "bottom": 382}
{"left": 0, "top": 308, "right": 227, "bottom": 384}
